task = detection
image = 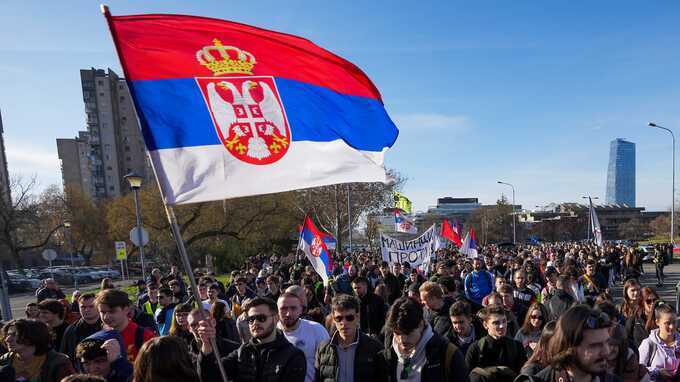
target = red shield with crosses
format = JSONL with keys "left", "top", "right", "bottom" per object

{"left": 196, "top": 76, "right": 291, "bottom": 165}
{"left": 310, "top": 236, "right": 324, "bottom": 258}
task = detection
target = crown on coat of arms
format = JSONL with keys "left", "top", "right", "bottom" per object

{"left": 196, "top": 39, "right": 256, "bottom": 75}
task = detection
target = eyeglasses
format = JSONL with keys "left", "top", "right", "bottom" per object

{"left": 646, "top": 298, "right": 658, "bottom": 304}
{"left": 247, "top": 314, "right": 272, "bottom": 324}
{"left": 333, "top": 314, "right": 356, "bottom": 323}
{"left": 530, "top": 315, "right": 543, "bottom": 320}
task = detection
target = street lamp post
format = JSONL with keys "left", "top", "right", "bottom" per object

{"left": 581, "top": 196, "right": 599, "bottom": 241}
{"left": 63, "top": 221, "right": 77, "bottom": 289}
{"left": 497, "top": 181, "right": 517, "bottom": 244}
{"left": 649, "top": 122, "right": 675, "bottom": 245}
{"left": 124, "top": 172, "right": 146, "bottom": 280}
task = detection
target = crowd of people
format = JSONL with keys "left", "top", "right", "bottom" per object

{"left": 0, "top": 242, "right": 676, "bottom": 382}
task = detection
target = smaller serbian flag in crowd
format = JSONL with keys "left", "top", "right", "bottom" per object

{"left": 395, "top": 210, "right": 417, "bottom": 234}
{"left": 460, "top": 228, "right": 479, "bottom": 258}
{"left": 298, "top": 217, "right": 333, "bottom": 283}
{"left": 103, "top": 10, "right": 398, "bottom": 204}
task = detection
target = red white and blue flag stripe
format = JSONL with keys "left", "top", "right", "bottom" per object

{"left": 104, "top": 12, "right": 399, "bottom": 204}
{"left": 298, "top": 217, "right": 333, "bottom": 283}
{"left": 460, "top": 228, "right": 479, "bottom": 258}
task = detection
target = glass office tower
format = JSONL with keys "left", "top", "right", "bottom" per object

{"left": 606, "top": 138, "right": 636, "bottom": 206}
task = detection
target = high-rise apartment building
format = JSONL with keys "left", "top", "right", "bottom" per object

{"left": 606, "top": 138, "right": 636, "bottom": 207}
{"left": 0, "top": 109, "right": 10, "bottom": 204}
{"left": 57, "top": 68, "right": 150, "bottom": 200}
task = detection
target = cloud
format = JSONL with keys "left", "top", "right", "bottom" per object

{"left": 393, "top": 113, "right": 471, "bottom": 132}
{"left": 5, "top": 142, "right": 59, "bottom": 171}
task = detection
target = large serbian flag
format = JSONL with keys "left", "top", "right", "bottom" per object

{"left": 298, "top": 217, "right": 333, "bottom": 283}
{"left": 103, "top": 10, "right": 399, "bottom": 204}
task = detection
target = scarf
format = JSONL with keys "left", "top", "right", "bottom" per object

{"left": 392, "top": 324, "right": 434, "bottom": 382}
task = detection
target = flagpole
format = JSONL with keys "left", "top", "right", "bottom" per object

{"left": 101, "top": 7, "right": 229, "bottom": 381}
{"left": 347, "top": 184, "right": 352, "bottom": 253}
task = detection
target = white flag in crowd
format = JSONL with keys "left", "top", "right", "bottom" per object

{"left": 589, "top": 197, "right": 603, "bottom": 247}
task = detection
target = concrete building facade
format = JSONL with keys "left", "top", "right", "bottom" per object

{"left": 57, "top": 68, "right": 150, "bottom": 200}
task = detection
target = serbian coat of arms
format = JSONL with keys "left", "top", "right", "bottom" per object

{"left": 195, "top": 39, "right": 291, "bottom": 165}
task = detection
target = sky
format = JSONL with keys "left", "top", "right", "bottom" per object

{"left": 1, "top": 1, "right": 679, "bottom": 212}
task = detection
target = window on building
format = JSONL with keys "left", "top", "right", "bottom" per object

{"left": 107, "top": 166, "right": 112, "bottom": 170}
{"left": 98, "top": 80, "right": 104, "bottom": 86}
{"left": 126, "top": 156, "right": 132, "bottom": 161}
{"left": 125, "top": 146, "right": 130, "bottom": 152}
{"left": 109, "top": 186, "right": 114, "bottom": 191}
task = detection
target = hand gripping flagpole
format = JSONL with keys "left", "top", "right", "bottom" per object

{"left": 100, "top": 6, "right": 229, "bottom": 381}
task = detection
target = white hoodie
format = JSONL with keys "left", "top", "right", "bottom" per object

{"left": 638, "top": 329, "right": 680, "bottom": 380}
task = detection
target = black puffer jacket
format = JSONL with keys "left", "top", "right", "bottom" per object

{"left": 382, "top": 331, "right": 469, "bottom": 382}
{"left": 358, "top": 291, "right": 387, "bottom": 336}
{"left": 198, "top": 330, "right": 306, "bottom": 382}
{"left": 426, "top": 298, "right": 454, "bottom": 337}
{"left": 315, "top": 331, "right": 387, "bottom": 382}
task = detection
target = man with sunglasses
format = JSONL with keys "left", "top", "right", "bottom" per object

{"left": 315, "top": 294, "right": 388, "bottom": 382}
{"left": 154, "top": 288, "right": 176, "bottom": 335}
{"left": 277, "top": 292, "right": 330, "bottom": 382}
{"left": 196, "top": 296, "right": 306, "bottom": 382}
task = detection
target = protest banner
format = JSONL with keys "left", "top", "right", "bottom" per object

{"left": 380, "top": 225, "right": 438, "bottom": 267}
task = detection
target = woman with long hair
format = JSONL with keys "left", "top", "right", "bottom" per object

{"left": 210, "top": 301, "right": 239, "bottom": 343}
{"left": 608, "top": 324, "right": 650, "bottom": 382}
{"left": 169, "top": 302, "right": 193, "bottom": 347}
{"left": 619, "top": 279, "right": 642, "bottom": 321}
{"left": 515, "top": 303, "right": 550, "bottom": 355}
{"left": 133, "top": 336, "right": 199, "bottom": 382}
{"left": 520, "top": 321, "right": 556, "bottom": 376}
{"left": 626, "top": 287, "right": 660, "bottom": 349}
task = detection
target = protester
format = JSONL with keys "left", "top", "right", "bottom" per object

{"left": 638, "top": 303, "right": 679, "bottom": 381}
{"left": 607, "top": 324, "right": 648, "bottom": 382}
{"left": 351, "top": 276, "right": 387, "bottom": 337}
{"left": 186, "top": 308, "right": 239, "bottom": 367}
{"left": 277, "top": 292, "right": 329, "bottom": 382}
{"left": 61, "top": 293, "right": 103, "bottom": 369}
{"left": 465, "top": 304, "right": 527, "bottom": 381}
{"left": 133, "top": 336, "right": 199, "bottom": 382}
{"left": 315, "top": 294, "right": 388, "bottom": 382}
{"left": 382, "top": 296, "right": 469, "bottom": 382}
{"left": 37, "top": 278, "right": 66, "bottom": 302}
{"left": 154, "top": 288, "right": 176, "bottom": 336}
{"left": 545, "top": 275, "right": 575, "bottom": 322}
{"left": 197, "top": 296, "right": 307, "bottom": 382}
{"left": 75, "top": 338, "right": 132, "bottom": 382}
{"left": 95, "top": 289, "right": 154, "bottom": 362}
{"left": 211, "top": 300, "right": 239, "bottom": 343}
{"left": 25, "top": 302, "right": 39, "bottom": 319}
{"left": 447, "top": 300, "right": 486, "bottom": 356}
{"left": 38, "top": 299, "right": 71, "bottom": 351}
{"left": 0, "top": 319, "right": 75, "bottom": 382}
{"left": 140, "top": 282, "right": 159, "bottom": 316}
{"left": 464, "top": 257, "right": 494, "bottom": 306}
{"left": 626, "top": 287, "right": 659, "bottom": 349}
{"left": 516, "top": 305, "right": 618, "bottom": 382}
{"left": 514, "top": 303, "right": 549, "bottom": 355}
{"left": 519, "top": 320, "right": 556, "bottom": 377}
{"left": 169, "top": 302, "right": 194, "bottom": 347}
{"left": 419, "top": 281, "right": 454, "bottom": 336}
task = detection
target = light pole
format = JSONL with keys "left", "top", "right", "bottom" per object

{"left": 63, "top": 220, "right": 77, "bottom": 289}
{"left": 581, "top": 196, "right": 599, "bottom": 241}
{"left": 497, "top": 181, "right": 516, "bottom": 244}
{"left": 649, "top": 122, "right": 675, "bottom": 245}
{"left": 125, "top": 172, "right": 146, "bottom": 280}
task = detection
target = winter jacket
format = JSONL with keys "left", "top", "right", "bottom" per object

{"left": 625, "top": 314, "right": 650, "bottom": 350}
{"left": 0, "top": 349, "right": 75, "bottom": 382}
{"left": 514, "top": 366, "right": 622, "bottom": 382}
{"left": 358, "top": 291, "right": 387, "bottom": 337}
{"left": 197, "top": 330, "right": 306, "bottom": 382}
{"left": 315, "top": 331, "right": 388, "bottom": 382}
{"left": 465, "top": 335, "right": 527, "bottom": 376}
{"left": 445, "top": 318, "right": 487, "bottom": 356}
{"left": 464, "top": 271, "right": 494, "bottom": 305}
{"left": 59, "top": 318, "right": 102, "bottom": 369}
{"left": 425, "top": 298, "right": 454, "bottom": 337}
{"left": 616, "top": 348, "right": 650, "bottom": 382}
{"left": 545, "top": 290, "right": 574, "bottom": 322}
{"left": 638, "top": 329, "right": 680, "bottom": 381}
{"left": 382, "top": 331, "right": 469, "bottom": 382}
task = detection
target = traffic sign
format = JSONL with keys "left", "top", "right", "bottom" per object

{"left": 115, "top": 241, "right": 127, "bottom": 260}
{"left": 129, "top": 227, "right": 149, "bottom": 247}
{"left": 41, "top": 249, "right": 57, "bottom": 262}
